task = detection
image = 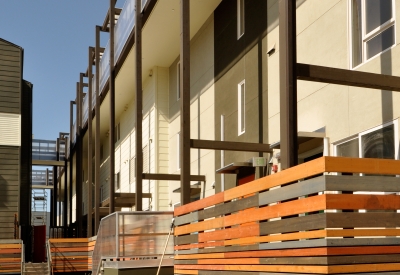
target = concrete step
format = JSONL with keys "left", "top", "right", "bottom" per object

{"left": 24, "top": 262, "right": 49, "bottom": 274}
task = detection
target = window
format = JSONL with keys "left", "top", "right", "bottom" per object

{"left": 177, "top": 132, "right": 180, "bottom": 170}
{"left": 129, "top": 156, "right": 136, "bottom": 183}
{"left": 238, "top": 80, "right": 245, "bottom": 135}
{"left": 351, "top": 0, "right": 395, "bottom": 68}
{"left": 177, "top": 62, "right": 181, "bottom": 100}
{"left": 237, "top": 0, "right": 245, "bottom": 39}
{"left": 115, "top": 172, "right": 120, "bottom": 190}
{"left": 114, "top": 123, "right": 120, "bottom": 143}
{"left": 335, "top": 120, "right": 398, "bottom": 159}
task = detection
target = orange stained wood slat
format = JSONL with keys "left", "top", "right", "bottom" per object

{"left": 175, "top": 264, "right": 327, "bottom": 273}
{"left": 175, "top": 241, "right": 225, "bottom": 250}
{"left": 0, "top": 244, "right": 21, "bottom": 249}
{"left": 174, "top": 246, "right": 400, "bottom": 259}
{"left": 224, "top": 228, "right": 400, "bottom": 246}
{"left": 198, "top": 258, "right": 259, "bottom": 265}
{"left": 198, "top": 223, "right": 259, "bottom": 242}
{"left": 174, "top": 270, "right": 198, "bottom": 275}
{"left": 174, "top": 192, "right": 224, "bottom": 216}
{"left": 326, "top": 194, "right": 400, "bottom": 210}
{"left": 325, "top": 156, "right": 400, "bottom": 175}
{"left": 329, "top": 263, "right": 400, "bottom": 273}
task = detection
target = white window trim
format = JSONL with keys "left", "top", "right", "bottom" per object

{"left": 238, "top": 80, "right": 245, "bottom": 136}
{"left": 349, "top": 0, "right": 396, "bottom": 69}
{"left": 237, "top": 0, "right": 245, "bottom": 39}
{"left": 334, "top": 119, "right": 399, "bottom": 160}
{"left": 177, "top": 61, "right": 181, "bottom": 101}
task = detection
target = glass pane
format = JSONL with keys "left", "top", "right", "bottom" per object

{"left": 361, "top": 124, "right": 394, "bottom": 159}
{"left": 365, "top": 0, "right": 392, "bottom": 33}
{"left": 366, "top": 25, "right": 395, "bottom": 59}
{"left": 352, "top": 0, "right": 362, "bottom": 67}
{"left": 337, "top": 138, "right": 359, "bottom": 158}
{"left": 238, "top": 0, "right": 244, "bottom": 37}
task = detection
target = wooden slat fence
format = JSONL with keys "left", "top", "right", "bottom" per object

{"left": 0, "top": 241, "right": 22, "bottom": 274}
{"left": 49, "top": 237, "right": 96, "bottom": 273}
{"left": 174, "top": 156, "right": 400, "bottom": 275}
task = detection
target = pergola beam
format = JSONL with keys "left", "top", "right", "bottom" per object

{"left": 297, "top": 63, "right": 400, "bottom": 92}
{"left": 190, "top": 139, "right": 271, "bottom": 153}
{"left": 143, "top": 173, "right": 205, "bottom": 182}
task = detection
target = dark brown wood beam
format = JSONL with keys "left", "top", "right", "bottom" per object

{"left": 94, "top": 25, "right": 101, "bottom": 234}
{"left": 87, "top": 47, "right": 93, "bottom": 237}
{"left": 279, "top": 0, "right": 298, "bottom": 170}
{"left": 297, "top": 63, "right": 400, "bottom": 92}
{"left": 180, "top": 0, "right": 191, "bottom": 206}
{"left": 190, "top": 139, "right": 271, "bottom": 153}
{"left": 135, "top": 0, "right": 143, "bottom": 211}
{"left": 109, "top": 0, "right": 116, "bottom": 214}
{"left": 143, "top": 173, "right": 205, "bottom": 182}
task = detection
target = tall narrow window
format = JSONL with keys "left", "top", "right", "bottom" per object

{"left": 100, "top": 144, "right": 104, "bottom": 160}
{"left": 237, "top": 0, "right": 245, "bottom": 39}
{"left": 177, "top": 132, "right": 180, "bottom": 170}
{"left": 238, "top": 80, "right": 245, "bottom": 135}
{"left": 114, "top": 123, "right": 120, "bottom": 143}
{"left": 129, "top": 156, "right": 136, "bottom": 183}
{"left": 177, "top": 62, "right": 181, "bottom": 100}
{"left": 115, "top": 172, "right": 120, "bottom": 190}
{"left": 351, "top": 0, "right": 395, "bottom": 68}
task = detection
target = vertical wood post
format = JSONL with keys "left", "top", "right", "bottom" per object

{"left": 95, "top": 26, "right": 101, "bottom": 233}
{"left": 180, "top": 0, "right": 191, "bottom": 205}
{"left": 135, "top": 0, "right": 143, "bottom": 211}
{"left": 77, "top": 77, "right": 83, "bottom": 237}
{"left": 109, "top": 0, "right": 116, "bottom": 214}
{"left": 87, "top": 47, "right": 93, "bottom": 237}
{"left": 279, "top": 0, "right": 298, "bottom": 169}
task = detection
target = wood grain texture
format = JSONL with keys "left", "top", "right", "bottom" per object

{"left": 175, "top": 192, "right": 224, "bottom": 216}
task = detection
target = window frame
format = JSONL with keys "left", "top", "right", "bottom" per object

{"left": 349, "top": 0, "right": 396, "bottom": 69}
{"left": 238, "top": 80, "right": 245, "bottom": 136}
{"left": 237, "top": 0, "right": 245, "bottom": 39}
{"left": 177, "top": 132, "right": 181, "bottom": 170}
{"left": 334, "top": 119, "right": 399, "bottom": 160}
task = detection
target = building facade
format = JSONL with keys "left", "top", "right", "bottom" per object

{"left": 58, "top": 0, "right": 400, "bottom": 236}
{"left": 0, "top": 38, "right": 32, "bottom": 244}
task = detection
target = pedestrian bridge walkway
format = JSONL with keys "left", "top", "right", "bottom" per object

{"left": 32, "top": 139, "right": 65, "bottom": 166}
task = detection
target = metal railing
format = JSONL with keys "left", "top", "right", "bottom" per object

{"left": 92, "top": 211, "right": 173, "bottom": 274}
{"left": 46, "top": 240, "right": 52, "bottom": 275}
{"left": 115, "top": 0, "right": 135, "bottom": 61}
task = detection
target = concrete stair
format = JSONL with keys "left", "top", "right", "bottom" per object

{"left": 24, "top": 262, "right": 50, "bottom": 275}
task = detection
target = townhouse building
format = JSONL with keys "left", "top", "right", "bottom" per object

{"left": 55, "top": 0, "right": 400, "bottom": 237}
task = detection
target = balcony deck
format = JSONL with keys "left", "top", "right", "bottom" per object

{"left": 173, "top": 156, "right": 400, "bottom": 275}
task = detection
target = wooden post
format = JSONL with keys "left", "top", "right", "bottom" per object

{"left": 135, "top": 0, "right": 143, "bottom": 211}
{"left": 180, "top": 0, "right": 191, "bottom": 205}
{"left": 279, "top": 0, "right": 298, "bottom": 169}
{"left": 87, "top": 47, "right": 93, "bottom": 237}
{"left": 95, "top": 26, "right": 101, "bottom": 233}
{"left": 109, "top": 0, "right": 116, "bottom": 214}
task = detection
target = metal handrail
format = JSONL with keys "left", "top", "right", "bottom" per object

{"left": 47, "top": 240, "right": 52, "bottom": 275}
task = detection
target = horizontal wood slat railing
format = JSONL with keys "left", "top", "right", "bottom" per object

{"left": 0, "top": 241, "right": 22, "bottom": 274}
{"left": 49, "top": 237, "right": 96, "bottom": 273}
{"left": 174, "top": 156, "right": 400, "bottom": 275}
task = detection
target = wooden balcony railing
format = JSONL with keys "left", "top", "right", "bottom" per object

{"left": 174, "top": 156, "right": 400, "bottom": 275}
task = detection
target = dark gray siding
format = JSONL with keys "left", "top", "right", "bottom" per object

{"left": 0, "top": 39, "right": 21, "bottom": 114}
{"left": 0, "top": 146, "right": 19, "bottom": 239}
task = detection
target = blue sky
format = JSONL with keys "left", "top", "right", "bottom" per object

{"left": 0, "top": 1, "right": 122, "bottom": 140}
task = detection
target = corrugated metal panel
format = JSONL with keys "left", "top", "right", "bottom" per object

{"left": 0, "top": 112, "right": 21, "bottom": 146}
